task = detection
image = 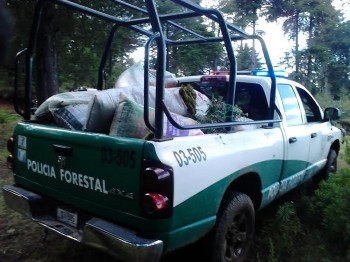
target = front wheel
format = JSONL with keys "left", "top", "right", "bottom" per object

{"left": 321, "top": 149, "right": 338, "bottom": 179}
{"left": 326, "top": 149, "right": 338, "bottom": 174}
{"left": 211, "top": 191, "right": 255, "bottom": 262}
{"left": 313, "top": 149, "right": 338, "bottom": 188}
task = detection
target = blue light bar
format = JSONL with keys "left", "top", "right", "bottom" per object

{"left": 252, "top": 68, "right": 289, "bottom": 78}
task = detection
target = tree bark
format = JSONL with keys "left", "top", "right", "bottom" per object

{"left": 251, "top": 19, "right": 257, "bottom": 70}
{"left": 36, "top": 4, "right": 58, "bottom": 105}
{"left": 294, "top": 11, "right": 300, "bottom": 79}
{"left": 0, "top": 1, "right": 12, "bottom": 64}
{"left": 306, "top": 16, "right": 314, "bottom": 90}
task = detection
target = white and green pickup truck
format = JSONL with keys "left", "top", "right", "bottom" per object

{"left": 3, "top": 1, "right": 344, "bottom": 262}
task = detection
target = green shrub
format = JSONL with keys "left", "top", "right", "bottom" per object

{"left": 256, "top": 202, "right": 304, "bottom": 261}
{"left": 0, "top": 108, "right": 19, "bottom": 160}
{"left": 343, "top": 137, "right": 350, "bottom": 165}
{"left": 0, "top": 109, "right": 17, "bottom": 124}
{"left": 308, "top": 170, "right": 350, "bottom": 252}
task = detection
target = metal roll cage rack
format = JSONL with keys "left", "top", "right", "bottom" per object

{"left": 15, "top": 0, "right": 279, "bottom": 140}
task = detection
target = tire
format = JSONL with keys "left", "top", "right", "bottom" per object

{"left": 321, "top": 149, "right": 338, "bottom": 179}
{"left": 313, "top": 149, "right": 338, "bottom": 188}
{"left": 211, "top": 191, "right": 255, "bottom": 262}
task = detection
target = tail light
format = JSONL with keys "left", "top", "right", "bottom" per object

{"left": 7, "top": 137, "right": 15, "bottom": 170}
{"left": 141, "top": 162, "right": 173, "bottom": 218}
{"left": 143, "top": 193, "right": 169, "bottom": 212}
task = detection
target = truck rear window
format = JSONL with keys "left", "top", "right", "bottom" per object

{"left": 181, "top": 80, "right": 269, "bottom": 121}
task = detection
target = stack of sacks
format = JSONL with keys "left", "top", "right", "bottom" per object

{"left": 109, "top": 99, "right": 204, "bottom": 138}
{"left": 85, "top": 63, "right": 210, "bottom": 134}
{"left": 33, "top": 63, "right": 210, "bottom": 138}
{"left": 34, "top": 89, "right": 97, "bottom": 131}
{"left": 84, "top": 85, "right": 209, "bottom": 134}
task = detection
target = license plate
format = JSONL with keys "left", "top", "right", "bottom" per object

{"left": 57, "top": 207, "right": 78, "bottom": 227}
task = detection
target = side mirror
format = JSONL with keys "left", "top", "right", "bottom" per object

{"left": 324, "top": 107, "right": 341, "bottom": 121}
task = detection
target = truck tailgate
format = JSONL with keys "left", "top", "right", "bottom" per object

{"left": 12, "top": 122, "right": 146, "bottom": 221}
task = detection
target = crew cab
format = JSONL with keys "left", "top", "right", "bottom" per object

{"left": 3, "top": 1, "right": 344, "bottom": 262}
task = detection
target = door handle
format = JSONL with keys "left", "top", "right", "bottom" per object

{"left": 311, "top": 133, "right": 317, "bottom": 138}
{"left": 289, "top": 137, "right": 297, "bottom": 143}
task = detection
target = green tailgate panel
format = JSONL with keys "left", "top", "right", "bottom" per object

{"left": 13, "top": 122, "right": 146, "bottom": 221}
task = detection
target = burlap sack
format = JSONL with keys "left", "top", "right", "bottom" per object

{"left": 109, "top": 99, "right": 203, "bottom": 138}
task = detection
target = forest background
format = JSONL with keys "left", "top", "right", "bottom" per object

{"left": 1, "top": 0, "right": 350, "bottom": 106}
{"left": 0, "top": 0, "right": 350, "bottom": 261}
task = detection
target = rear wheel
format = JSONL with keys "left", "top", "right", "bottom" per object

{"left": 211, "top": 191, "right": 255, "bottom": 262}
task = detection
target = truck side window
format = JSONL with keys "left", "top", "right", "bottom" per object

{"left": 277, "top": 84, "right": 303, "bottom": 126}
{"left": 295, "top": 87, "right": 322, "bottom": 122}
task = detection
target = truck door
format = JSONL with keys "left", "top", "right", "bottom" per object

{"left": 277, "top": 83, "right": 311, "bottom": 195}
{"left": 294, "top": 87, "right": 328, "bottom": 175}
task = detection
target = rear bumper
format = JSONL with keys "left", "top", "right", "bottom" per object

{"left": 3, "top": 184, "right": 163, "bottom": 262}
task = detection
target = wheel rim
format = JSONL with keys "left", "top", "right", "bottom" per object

{"left": 329, "top": 159, "right": 337, "bottom": 173}
{"left": 224, "top": 213, "right": 248, "bottom": 261}
{"left": 328, "top": 152, "right": 337, "bottom": 173}
{"left": 329, "top": 164, "right": 336, "bottom": 173}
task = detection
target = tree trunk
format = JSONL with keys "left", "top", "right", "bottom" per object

{"left": 251, "top": 19, "right": 257, "bottom": 70}
{"left": 294, "top": 11, "right": 300, "bottom": 79}
{"left": 306, "top": 16, "right": 314, "bottom": 91}
{"left": 0, "top": 1, "right": 12, "bottom": 64}
{"left": 36, "top": 4, "right": 58, "bottom": 105}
